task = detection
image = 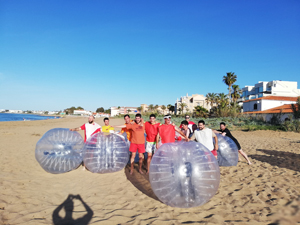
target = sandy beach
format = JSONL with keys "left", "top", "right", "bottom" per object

{"left": 1, "top": 116, "right": 300, "bottom": 225}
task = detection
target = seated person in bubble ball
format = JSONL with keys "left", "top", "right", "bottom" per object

{"left": 214, "top": 122, "right": 252, "bottom": 165}
{"left": 189, "top": 120, "right": 218, "bottom": 159}
{"left": 70, "top": 115, "right": 101, "bottom": 142}
{"left": 114, "top": 113, "right": 146, "bottom": 175}
{"left": 144, "top": 114, "right": 160, "bottom": 174}
{"left": 102, "top": 117, "right": 115, "bottom": 133}
{"left": 180, "top": 120, "right": 192, "bottom": 139}
{"left": 156, "top": 115, "right": 189, "bottom": 149}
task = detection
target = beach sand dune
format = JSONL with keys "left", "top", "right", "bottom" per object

{"left": 1, "top": 117, "right": 300, "bottom": 224}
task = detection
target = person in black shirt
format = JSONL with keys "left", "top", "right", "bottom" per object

{"left": 214, "top": 122, "right": 252, "bottom": 165}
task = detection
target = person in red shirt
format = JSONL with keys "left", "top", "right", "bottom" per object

{"left": 144, "top": 114, "right": 160, "bottom": 174}
{"left": 70, "top": 115, "right": 101, "bottom": 142}
{"left": 156, "top": 115, "right": 189, "bottom": 149}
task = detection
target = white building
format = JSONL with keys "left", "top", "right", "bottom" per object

{"left": 73, "top": 110, "right": 92, "bottom": 116}
{"left": 175, "top": 93, "right": 210, "bottom": 115}
{"left": 110, "top": 106, "right": 140, "bottom": 117}
{"left": 241, "top": 80, "right": 300, "bottom": 101}
{"left": 241, "top": 80, "right": 300, "bottom": 113}
{"left": 8, "top": 109, "right": 23, "bottom": 113}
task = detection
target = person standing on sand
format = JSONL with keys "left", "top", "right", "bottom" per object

{"left": 189, "top": 120, "right": 218, "bottom": 159}
{"left": 114, "top": 113, "right": 146, "bottom": 175}
{"left": 70, "top": 115, "right": 101, "bottom": 142}
{"left": 214, "top": 122, "right": 252, "bottom": 165}
{"left": 144, "top": 114, "right": 160, "bottom": 174}
{"left": 156, "top": 115, "right": 189, "bottom": 149}
{"left": 120, "top": 114, "right": 132, "bottom": 142}
{"left": 102, "top": 117, "right": 115, "bottom": 133}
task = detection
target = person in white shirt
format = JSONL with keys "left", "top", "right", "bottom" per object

{"left": 70, "top": 115, "right": 101, "bottom": 142}
{"left": 189, "top": 120, "right": 218, "bottom": 159}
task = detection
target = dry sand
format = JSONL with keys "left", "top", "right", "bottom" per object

{"left": 1, "top": 116, "right": 300, "bottom": 225}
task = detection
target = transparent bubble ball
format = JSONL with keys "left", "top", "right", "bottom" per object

{"left": 35, "top": 128, "right": 84, "bottom": 174}
{"left": 215, "top": 133, "right": 239, "bottom": 167}
{"left": 149, "top": 141, "right": 220, "bottom": 208}
{"left": 83, "top": 133, "right": 129, "bottom": 173}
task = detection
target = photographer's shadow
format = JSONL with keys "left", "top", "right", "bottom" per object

{"left": 52, "top": 194, "right": 93, "bottom": 225}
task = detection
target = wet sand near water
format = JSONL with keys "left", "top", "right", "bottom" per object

{"left": 1, "top": 116, "right": 300, "bottom": 224}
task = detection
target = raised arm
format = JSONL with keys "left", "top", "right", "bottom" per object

{"left": 70, "top": 127, "right": 82, "bottom": 131}
{"left": 175, "top": 126, "right": 189, "bottom": 141}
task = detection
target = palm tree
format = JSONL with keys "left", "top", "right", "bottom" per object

{"left": 231, "top": 85, "right": 242, "bottom": 106}
{"left": 193, "top": 106, "right": 208, "bottom": 118}
{"left": 161, "top": 105, "right": 166, "bottom": 114}
{"left": 154, "top": 105, "right": 159, "bottom": 112}
{"left": 217, "top": 93, "right": 229, "bottom": 108}
{"left": 178, "top": 102, "right": 187, "bottom": 115}
{"left": 167, "top": 104, "right": 172, "bottom": 114}
{"left": 223, "top": 72, "right": 237, "bottom": 102}
{"left": 148, "top": 104, "right": 154, "bottom": 112}
{"left": 205, "top": 93, "right": 212, "bottom": 107}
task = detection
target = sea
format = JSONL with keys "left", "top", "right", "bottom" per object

{"left": 0, "top": 113, "right": 59, "bottom": 122}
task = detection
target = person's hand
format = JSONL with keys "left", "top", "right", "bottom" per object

{"left": 184, "top": 138, "right": 189, "bottom": 142}
{"left": 215, "top": 144, "right": 219, "bottom": 151}
{"left": 221, "top": 133, "right": 226, "bottom": 136}
{"left": 156, "top": 143, "right": 159, "bottom": 149}
{"left": 130, "top": 121, "right": 135, "bottom": 125}
{"left": 70, "top": 128, "right": 74, "bottom": 131}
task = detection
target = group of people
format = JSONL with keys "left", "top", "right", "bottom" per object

{"left": 70, "top": 114, "right": 251, "bottom": 175}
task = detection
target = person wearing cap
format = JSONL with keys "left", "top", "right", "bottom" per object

{"left": 102, "top": 117, "right": 115, "bottom": 133}
{"left": 189, "top": 120, "right": 218, "bottom": 159}
{"left": 156, "top": 115, "right": 189, "bottom": 149}
{"left": 70, "top": 115, "right": 101, "bottom": 142}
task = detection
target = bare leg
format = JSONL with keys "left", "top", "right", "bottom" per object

{"left": 239, "top": 149, "right": 252, "bottom": 165}
{"left": 146, "top": 153, "right": 152, "bottom": 174}
{"left": 130, "top": 152, "right": 136, "bottom": 175}
{"left": 138, "top": 153, "right": 144, "bottom": 174}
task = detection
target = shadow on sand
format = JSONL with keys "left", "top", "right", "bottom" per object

{"left": 249, "top": 149, "right": 300, "bottom": 172}
{"left": 124, "top": 164, "right": 160, "bottom": 202}
{"left": 52, "top": 194, "right": 93, "bottom": 225}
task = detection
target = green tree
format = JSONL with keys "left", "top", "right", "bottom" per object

{"left": 231, "top": 85, "right": 242, "bottom": 107}
{"left": 137, "top": 106, "right": 142, "bottom": 112}
{"left": 193, "top": 106, "right": 208, "bottom": 118}
{"left": 154, "top": 105, "right": 159, "bottom": 112}
{"left": 291, "top": 97, "right": 300, "bottom": 119}
{"left": 148, "top": 104, "right": 154, "bottom": 112}
{"left": 178, "top": 102, "right": 187, "bottom": 115}
{"left": 167, "top": 104, "right": 172, "bottom": 114}
{"left": 96, "top": 107, "right": 104, "bottom": 113}
{"left": 161, "top": 105, "right": 166, "bottom": 114}
{"left": 223, "top": 72, "right": 237, "bottom": 102}
{"left": 104, "top": 109, "right": 111, "bottom": 114}
{"left": 127, "top": 109, "right": 131, "bottom": 114}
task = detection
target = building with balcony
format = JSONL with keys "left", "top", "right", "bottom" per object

{"left": 175, "top": 93, "right": 210, "bottom": 115}
{"left": 110, "top": 106, "right": 140, "bottom": 117}
{"left": 241, "top": 80, "right": 300, "bottom": 101}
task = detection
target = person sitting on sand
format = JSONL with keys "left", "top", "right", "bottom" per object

{"left": 102, "top": 117, "right": 115, "bottom": 133}
{"left": 144, "top": 114, "right": 160, "bottom": 174}
{"left": 214, "top": 122, "right": 252, "bottom": 165}
{"left": 156, "top": 115, "right": 189, "bottom": 149}
{"left": 114, "top": 113, "right": 146, "bottom": 175}
{"left": 70, "top": 115, "right": 101, "bottom": 142}
{"left": 189, "top": 120, "right": 218, "bottom": 159}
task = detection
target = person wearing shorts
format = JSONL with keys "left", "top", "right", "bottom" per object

{"left": 214, "top": 122, "right": 251, "bottom": 165}
{"left": 189, "top": 120, "right": 218, "bottom": 159}
{"left": 144, "top": 114, "right": 160, "bottom": 174}
{"left": 125, "top": 113, "right": 145, "bottom": 175}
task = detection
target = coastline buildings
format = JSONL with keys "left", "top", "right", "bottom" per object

{"left": 241, "top": 81, "right": 300, "bottom": 113}
{"left": 110, "top": 106, "right": 140, "bottom": 117}
{"left": 174, "top": 93, "right": 210, "bottom": 115}
{"left": 241, "top": 80, "right": 300, "bottom": 122}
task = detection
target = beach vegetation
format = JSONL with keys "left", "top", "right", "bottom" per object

{"left": 223, "top": 72, "right": 237, "bottom": 102}
{"left": 96, "top": 107, "right": 104, "bottom": 113}
{"left": 64, "top": 106, "right": 83, "bottom": 115}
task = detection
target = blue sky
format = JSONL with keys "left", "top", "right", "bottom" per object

{"left": 0, "top": 0, "right": 299, "bottom": 111}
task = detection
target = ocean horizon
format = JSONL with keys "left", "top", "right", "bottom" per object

{"left": 0, "top": 113, "right": 59, "bottom": 122}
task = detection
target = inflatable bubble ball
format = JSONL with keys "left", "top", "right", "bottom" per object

{"left": 214, "top": 133, "right": 239, "bottom": 167}
{"left": 149, "top": 141, "right": 220, "bottom": 208}
{"left": 35, "top": 128, "right": 84, "bottom": 174}
{"left": 83, "top": 133, "right": 129, "bottom": 173}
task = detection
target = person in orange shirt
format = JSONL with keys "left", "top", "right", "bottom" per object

{"left": 115, "top": 113, "right": 145, "bottom": 175}
{"left": 120, "top": 114, "right": 132, "bottom": 142}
